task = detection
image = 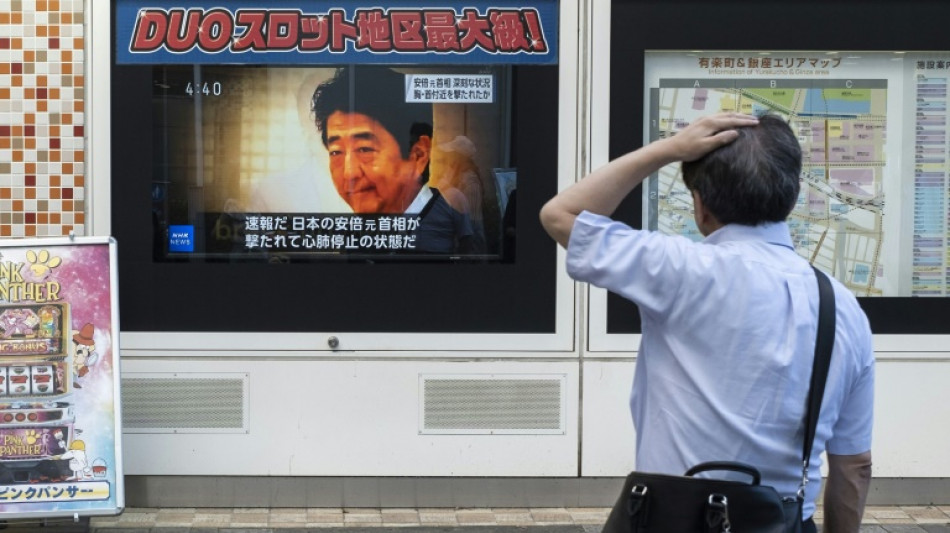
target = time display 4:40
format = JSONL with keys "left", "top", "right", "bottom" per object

{"left": 186, "top": 81, "right": 222, "bottom": 96}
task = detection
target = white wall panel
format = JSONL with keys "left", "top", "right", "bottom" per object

{"left": 581, "top": 360, "right": 636, "bottom": 476}
{"left": 870, "top": 359, "right": 950, "bottom": 477}
{"left": 120, "top": 358, "right": 579, "bottom": 477}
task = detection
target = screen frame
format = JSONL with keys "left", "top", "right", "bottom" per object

{"left": 588, "top": 0, "right": 950, "bottom": 355}
{"left": 94, "top": 1, "right": 580, "bottom": 353}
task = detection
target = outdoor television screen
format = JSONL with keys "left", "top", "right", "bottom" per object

{"left": 152, "top": 65, "right": 516, "bottom": 263}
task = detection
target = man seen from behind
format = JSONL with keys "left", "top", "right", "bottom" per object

{"left": 540, "top": 113, "right": 874, "bottom": 532}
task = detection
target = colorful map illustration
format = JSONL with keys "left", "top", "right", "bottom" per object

{"left": 647, "top": 80, "right": 888, "bottom": 296}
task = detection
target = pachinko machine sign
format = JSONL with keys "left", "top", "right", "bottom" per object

{"left": 0, "top": 238, "right": 122, "bottom": 519}
{"left": 114, "top": 0, "right": 559, "bottom": 65}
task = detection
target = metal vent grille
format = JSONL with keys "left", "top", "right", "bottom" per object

{"left": 122, "top": 373, "right": 249, "bottom": 433}
{"left": 421, "top": 375, "right": 565, "bottom": 434}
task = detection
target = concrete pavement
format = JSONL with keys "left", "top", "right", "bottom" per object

{"left": 0, "top": 505, "right": 948, "bottom": 532}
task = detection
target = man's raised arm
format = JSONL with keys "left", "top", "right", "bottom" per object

{"left": 539, "top": 113, "right": 759, "bottom": 248}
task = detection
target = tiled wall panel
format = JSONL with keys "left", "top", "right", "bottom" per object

{"left": 0, "top": 0, "right": 85, "bottom": 238}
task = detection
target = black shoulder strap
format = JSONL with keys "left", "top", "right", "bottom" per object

{"left": 803, "top": 267, "right": 835, "bottom": 467}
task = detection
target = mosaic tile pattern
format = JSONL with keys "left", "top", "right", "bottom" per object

{"left": 0, "top": 0, "right": 85, "bottom": 238}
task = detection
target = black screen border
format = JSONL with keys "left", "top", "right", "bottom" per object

{"left": 110, "top": 9, "right": 561, "bottom": 335}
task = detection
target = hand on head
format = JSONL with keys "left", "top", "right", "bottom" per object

{"left": 664, "top": 112, "right": 760, "bottom": 162}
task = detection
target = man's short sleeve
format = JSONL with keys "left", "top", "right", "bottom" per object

{"left": 566, "top": 211, "right": 689, "bottom": 316}
{"left": 826, "top": 357, "right": 875, "bottom": 455}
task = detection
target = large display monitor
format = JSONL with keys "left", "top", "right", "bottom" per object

{"left": 110, "top": 1, "right": 567, "bottom": 339}
{"left": 606, "top": 0, "right": 950, "bottom": 335}
{"left": 150, "top": 64, "right": 513, "bottom": 263}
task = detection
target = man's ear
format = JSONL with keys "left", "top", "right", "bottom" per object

{"left": 410, "top": 135, "right": 432, "bottom": 175}
{"left": 691, "top": 190, "right": 706, "bottom": 220}
{"left": 691, "top": 190, "right": 722, "bottom": 236}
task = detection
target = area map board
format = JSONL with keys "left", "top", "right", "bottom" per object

{"left": 0, "top": 238, "right": 123, "bottom": 520}
{"left": 644, "top": 51, "right": 950, "bottom": 297}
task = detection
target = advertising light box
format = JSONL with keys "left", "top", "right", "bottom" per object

{"left": 114, "top": 1, "right": 558, "bottom": 65}
{"left": 0, "top": 238, "right": 123, "bottom": 519}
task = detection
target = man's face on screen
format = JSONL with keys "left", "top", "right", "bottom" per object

{"left": 324, "top": 111, "right": 429, "bottom": 213}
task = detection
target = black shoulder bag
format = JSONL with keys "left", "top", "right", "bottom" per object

{"left": 601, "top": 267, "right": 835, "bottom": 533}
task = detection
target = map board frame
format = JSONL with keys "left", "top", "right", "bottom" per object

{"left": 595, "top": 0, "right": 950, "bottom": 340}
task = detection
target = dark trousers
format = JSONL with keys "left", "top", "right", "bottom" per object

{"left": 803, "top": 517, "right": 818, "bottom": 533}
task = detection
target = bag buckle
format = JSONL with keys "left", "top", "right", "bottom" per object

{"left": 798, "top": 460, "right": 809, "bottom": 498}
{"left": 708, "top": 493, "right": 727, "bottom": 507}
{"left": 626, "top": 484, "right": 648, "bottom": 520}
{"left": 706, "top": 493, "right": 732, "bottom": 533}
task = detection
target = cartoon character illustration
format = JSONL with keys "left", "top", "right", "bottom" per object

{"left": 0, "top": 308, "right": 40, "bottom": 337}
{"left": 71, "top": 323, "right": 98, "bottom": 389}
{"left": 33, "top": 429, "right": 71, "bottom": 481}
{"left": 54, "top": 363, "right": 67, "bottom": 393}
{"left": 60, "top": 439, "right": 89, "bottom": 480}
{"left": 48, "top": 428, "right": 68, "bottom": 455}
